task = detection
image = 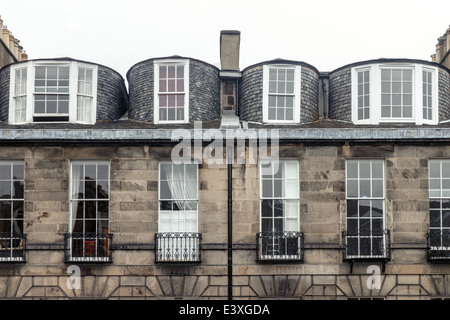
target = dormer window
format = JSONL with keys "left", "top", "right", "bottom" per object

{"left": 351, "top": 63, "right": 438, "bottom": 125}
{"left": 154, "top": 59, "right": 189, "bottom": 124}
{"left": 9, "top": 60, "right": 98, "bottom": 124}
{"left": 263, "top": 65, "right": 301, "bottom": 123}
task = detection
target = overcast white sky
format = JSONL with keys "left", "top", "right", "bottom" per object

{"left": 1, "top": 0, "right": 449, "bottom": 79}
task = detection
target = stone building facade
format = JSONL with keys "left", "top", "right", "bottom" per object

{"left": 0, "top": 28, "right": 450, "bottom": 300}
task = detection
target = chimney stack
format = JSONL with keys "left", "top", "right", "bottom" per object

{"left": 2, "top": 26, "right": 10, "bottom": 48}
{"left": 21, "top": 50, "right": 28, "bottom": 61}
{"left": 433, "top": 26, "right": 450, "bottom": 69}
{"left": 0, "top": 17, "right": 29, "bottom": 62}
{"left": 219, "top": 30, "right": 242, "bottom": 129}
{"left": 220, "top": 30, "right": 241, "bottom": 71}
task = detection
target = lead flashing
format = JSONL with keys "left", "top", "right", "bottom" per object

{"left": 0, "top": 127, "right": 450, "bottom": 143}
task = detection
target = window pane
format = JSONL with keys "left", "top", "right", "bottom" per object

{"left": 12, "top": 181, "right": 24, "bottom": 199}
{"left": 404, "top": 82, "right": 412, "bottom": 94}
{"left": 403, "top": 106, "right": 412, "bottom": 118}
{"left": 168, "top": 66, "right": 175, "bottom": 78}
{"left": 360, "top": 219, "right": 370, "bottom": 236}
{"left": 381, "top": 70, "right": 390, "bottom": 81}
{"left": 285, "top": 108, "right": 293, "bottom": 121}
{"left": 403, "top": 70, "right": 412, "bottom": 81}
{"left": 59, "top": 67, "right": 70, "bottom": 79}
{"left": 273, "top": 200, "right": 284, "bottom": 217}
{"left": 347, "top": 180, "right": 358, "bottom": 198}
{"left": 443, "top": 179, "right": 450, "bottom": 190}
{"left": 442, "top": 163, "right": 450, "bottom": 178}
{"left": 372, "top": 200, "right": 383, "bottom": 217}
{"left": 430, "top": 162, "right": 441, "bottom": 178}
{"left": 360, "top": 180, "right": 370, "bottom": 197}
{"left": 347, "top": 161, "right": 358, "bottom": 179}
{"left": 285, "top": 180, "right": 298, "bottom": 198}
{"left": 359, "top": 162, "right": 370, "bottom": 178}
{"left": 269, "top": 81, "right": 276, "bottom": 94}
{"left": 430, "top": 179, "right": 440, "bottom": 190}
{"left": 0, "top": 165, "right": 11, "bottom": 180}
{"left": 430, "top": 210, "right": 441, "bottom": 228}
{"left": 392, "top": 106, "right": 401, "bottom": 117}
{"left": 0, "top": 181, "right": 11, "bottom": 198}
{"left": 442, "top": 210, "right": 450, "bottom": 228}
{"left": 262, "top": 179, "right": 272, "bottom": 198}
{"left": 358, "top": 107, "right": 363, "bottom": 120}
{"left": 97, "top": 181, "right": 108, "bottom": 199}
{"left": 381, "top": 82, "right": 391, "bottom": 94}
{"left": 35, "top": 66, "right": 45, "bottom": 79}
{"left": 372, "top": 162, "right": 383, "bottom": 179}
{"left": 85, "top": 165, "right": 96, "bottom": 180}
{"left": 347, "top": 200, "right": 358, "bottom": 217}
{"left": 359, "top": 200, "right": 370, "bottom": 217}
{"left": 285, "top": 200, "right": 298, "bottom": 218}
{"left": 97, "top": 165, "right": 108, "bottom": 180}
{"left": 261, "top": 218, "right": 272, "bottom": 233}
{"left": 372, "top": 219, "right": 383, "bottom": 235}
{"left": 12, "top": 164, "right": 24, "bottom": 180}
{"left": 381, "top": 106, "right": 391, "bottom": 117}
{"left": 347, "top": 219, "right": 358, "bottom": 235}
{"left": 392, "top": 70, "right": 402, "bottom": 81}
{"left": 273, "top": 179, "right": 282, "bottom": 197}
{"left": 372, "top": 180, "right": 383, "bottom": 197}
{"left": 261, "top": 200, "right": 273, "bottom": 218}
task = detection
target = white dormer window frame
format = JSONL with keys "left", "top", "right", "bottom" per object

{"left": 8, "top": 60, "right": 98, "bottom": 125}
{"left": 154, "top": 59, "right": 190, "bottom": 124}
{"left": 351, "top": 63, "right": 439, "bottom": 125}
{"left": 263, "top": 64, "right": 301, "bottom": 124}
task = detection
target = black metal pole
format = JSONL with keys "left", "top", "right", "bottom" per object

{"left": 227, "top": 146, "right": 233, "bottom": 300}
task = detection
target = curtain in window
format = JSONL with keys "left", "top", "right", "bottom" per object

{"left": 161, "top": 163, "right": 197, "bottom": 232}
{"left": 77, "top": 96, "right": 92, "bottom": 123}
{"left": 77, "top": 67, "right": 93, "bottom": 123}
{"left": 165, "top": 164, "right": 184, "bottom": 211}
{"left": 14, "top": 68, "right": 27, "bottom": 123}
{"left": 70, "top": 164, "right": 82, "bottom": 233}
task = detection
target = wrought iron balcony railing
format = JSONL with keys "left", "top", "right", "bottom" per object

{"left": 0, "top": 233, "right": 26, "bottom": 262}
{"left": 256, "top": 231, "right": 304, "bottom": 262}
{"left": 64, "top": 233, "right": 113, "bottom": 263}
{"left": 155, "top": 232, "right": 202, "bottom": 263}
{"left": 427, "top": 231, "right": 450, "bottom": 261}
{"left": 342, "top": 229, "right": 391, "bottom": 260}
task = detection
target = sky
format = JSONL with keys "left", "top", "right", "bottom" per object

{"left": 1, "top": 0, "right": 449, "bottom": 80}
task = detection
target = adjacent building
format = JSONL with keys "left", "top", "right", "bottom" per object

{"left": 0, "top": 24, "right": 449, "bottom": 300}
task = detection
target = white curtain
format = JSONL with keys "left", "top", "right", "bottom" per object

{"left": 70, "top": 164, "right": 82, "bottom": 233}
{"left": 165, "top": 164, "right": 197, "bottom": 232}
{"left": 77, "top": 96, "right": 92, "bottom": 123}
{"left": 77, "top": 68, "right": 92, "bottom": 123}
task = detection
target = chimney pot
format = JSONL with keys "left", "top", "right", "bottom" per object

{"left": 1, "top": 27, "right": 10, "bottom": 47}
{"left": 21, "top": 50, "right": 28, "bottom": 61}
{"left": 9, "top": 33, "right": 14, "bottom": 51}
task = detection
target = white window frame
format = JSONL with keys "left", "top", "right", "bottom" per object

{"left": 260, "top": 159, "right": 300, "bottom": 233}
{"left": 345, "top": 159, "right": 387, "bottom": 259}
{"left": 68, "top": 160, "right": 110, "bottom": 262}
{"left": 351, "top": 63, "right": 439, "bottom": 125}
{"left": 428, "top": 159, "right": 450, "bottom": 250}
{"left": 158, "top": 161, "right": 198, "bottom": 233}
{"left": 259, "top": 159, "right": 300, "bottom": 259}
{"left": 154, "top": 59, "right": 189, "bottom": 124}
{"left": 0, "top": 161, "right": 25, "bottom": 262}
{"left": 263, "top": 64, "right": 301, "bottom": 124}
{"left": 8, "top": 60, "right": 98, "bottom": 125}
